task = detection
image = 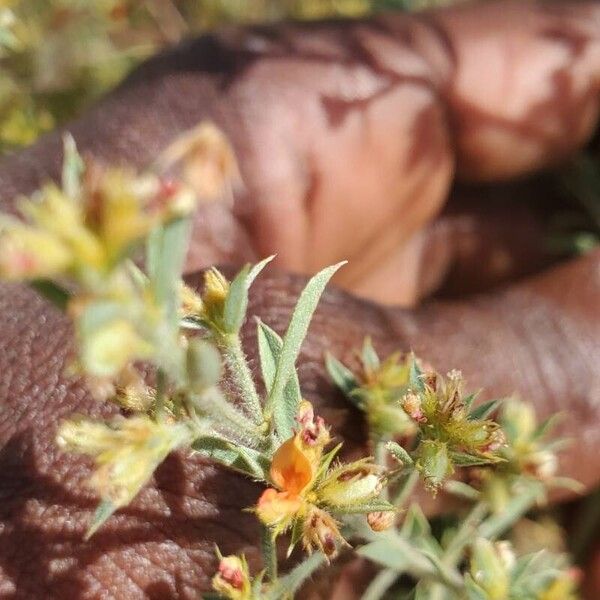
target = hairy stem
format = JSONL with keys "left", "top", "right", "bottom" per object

{"left": 219, "top": 333, "right": 264, "bottom": 425}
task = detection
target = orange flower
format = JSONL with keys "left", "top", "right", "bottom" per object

{"left": 270, "top": 435, "right": 314, "bottom": 495}
{"left": 256, "top": 488, "right": 303, "bottom": 528}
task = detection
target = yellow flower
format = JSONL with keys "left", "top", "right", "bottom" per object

{"left": 212, "top": 554, "right": 252, "bottom": 600}
{"left": 57, "top": 415, "right": 193, "bottom": 513}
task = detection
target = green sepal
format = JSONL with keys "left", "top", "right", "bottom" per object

{"left": 468, "top": 398, "right": 502, "bottom": 421}
{"left": 385, "top": 441, "right": 414, "bottom": 467}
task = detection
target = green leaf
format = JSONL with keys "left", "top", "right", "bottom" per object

{"left": 146, "top": 217, "right": 192, "bottom": 322}
{"left": 400, "top": 504, "right": 431, "bottom": 540}
{"left": 357, "top": 536, "right": 433, "bottom": 575}
{"left": 265, "top": 262, "right": 346, "bottom": 422}
{"left": 468, "top": 398, "right": 502, "bottom": 421}
{"left": 287, "top": 516, "right": 305, "bottom": 558}
{"left": 449, "top": 451, "right": 499, "bottom": 467}
{"left": 265, "top": 552, "right": 326, "bottom": 600}
{"left": 479, "top": 481, "right": 544, "bottom": 539}
{"left": 361, "top": 337, "right": 380, "bottom": 371}
{"left": 314, "top": 443, "right": 343, "bottom": 483}
{"left": 532, "top": 413, "right": 561, "bottom": 441}
{"left": 223, "top": 256, "right": 275, "bottom": 334}
{"left": 385, "top": 441, "right": 414, "bottom": 466}
{"left": 408, "top": 355, "right": 425, "bottom": 393}
{"left": 257, "top": 321, "right": 302, "bottom": 440}
{"left": 325, "top": 352, "right": 359, "bottom": 400}
{"left": 223, "top": 264, "right": 250, "bottom": 333}
{"left": 61, "top": 133, "right": 84, "bottom": 199}
{"left": 362, "top": 569, "right": 397, "bottom": 600}
{"left": 85, "top": 499, "right": 116, "bottom": 540}
{"left": 444, "top": 480, "right": 481, "bottom": 501}
{"left": 463, "top": 391, "right": 480, "bottom": 413}
{"left": 30, "top": 279, "right": 70, "bottom": 311}
{"left": 332, "top": 498, "right": 396, "bottom": 515}
{"left": 192, "top": 437, "right": 269, "bottom": 479}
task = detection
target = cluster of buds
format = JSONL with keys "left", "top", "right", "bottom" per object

{"left": 0, "top": 142, "right": 195, "bottom": 284}
{"left": 499, "top": 399, "right": 559, "bottom": 481}
{"left": 402, "top": 368, "right": 507, "bottom": 492}
{"left": 326, "top": 340, "right": 419, "bottom": 439}
{"left": 255, "top": 401, "right": 393, "bottom": 559}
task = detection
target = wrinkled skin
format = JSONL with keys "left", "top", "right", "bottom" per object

{"left": 0, "top": 1, "right": 599, "bottom": 597}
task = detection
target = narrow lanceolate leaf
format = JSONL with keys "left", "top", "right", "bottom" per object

{"left": 265, "top": 262, "right": 346, "bottom": 422}
{"left": 325, "top": 353, "right": 359, "bottom": 399}
{"left": 223, "top": 255, "right": 275, "bottom": 333}
{"left": 146, "top": 217, "right": 192, "bottom": 322}
{"left": 61, "top": 133, "right": 84, "bottom": 199}
{"left": 408, "top": 355, "right": 425, "bottom": 392}
{"left": 361, "top": 337, "right": 380, "bottom": 372}
{"left": 468, "top": 398, "right": 503, "bottom": 421}
{"left": 332, "top": 498, "right": 396, "bottom": 515}
{"left": 449, "top": 451, "right": 501, "bottom": 467}
{"left": 85, "top": 500, "right": 116, "bottom": 540}
{"left": 192, "top": 437, "right": 269, "bottom": 479}
{"left": 31, "top": 279, "right": 71, "bottom": 311}
{"left": 257, "top": 320, "right": 302, "bottom": 440}
{"left": 385, "top": 441, "right": 414, "bottom": 467}
{"left": 223, "top": 264, "right": 250, "bottom": 333}
{"left": 357, "top": 536, "right": 433, "bottom": 575}
{"left": 265, "top": 552, "right": 326, "bottom": 600}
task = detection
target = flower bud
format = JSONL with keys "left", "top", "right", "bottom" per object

{"left": 469, "top": 538, "right": 510, "bottom": 600}
{"left": 186, "top": 339, "right": 222, "bottom": 393}
{"left": 524, "top": 450, "right": 558, "bottom": 481}
{"left": 317, "top": 459, "right": 385, "bottom": 508}
{"left": 401, "top": 391, "right": 426, "bottom": 423}
{"left": 417, "top": 440, "right": 453, "bottom": 492}
{"left": 302, "top": 507, "right": 344, "bottom": 559}
{"left": 367, "top": 510, "right": 395, "bottom": 532}
{"left": 202, "top": 268, "right": 229, "bottom": 321}
{"left": 297, "top": 400, "right": 330, "bottom": 448}
{"left": 212, "top": 554, "right": 251, "bottom": 600}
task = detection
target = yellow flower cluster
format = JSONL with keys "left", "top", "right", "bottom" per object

{"left": 57, "top": 414, "right": 194, "bottom": 535}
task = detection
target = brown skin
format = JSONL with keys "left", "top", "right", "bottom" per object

{"left": 0, "top": 1, "right": 599, "bottom": 597}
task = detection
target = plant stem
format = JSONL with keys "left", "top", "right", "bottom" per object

{"left": 261, "top": 525, "right": 277, "bottom": 582}
{"left": 219, "top": 333, "right": 264, "bottom": 425}
{"left": 154, "top": 368, "right": 167, "bottom": 420}
{"left": 375, "top": 441, "right": 390, "bottom": 501}
{"left": 393, "top": 469, "right": 419, "bottom": 508}
{"left": 443, "top": 501, "right": 487, "bottom": 566}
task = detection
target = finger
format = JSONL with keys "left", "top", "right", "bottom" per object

{"left": 0, "top": 248, "right": 597, "bottom": 595}
{"left": 0, "top": 1, "right": 598, "bottom": 306}
{"left": 400, "top": 180, "right": 555, "bottom": 302}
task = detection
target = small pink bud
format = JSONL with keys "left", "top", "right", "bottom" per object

{"left": 402, "top": 392, "right": 426, "bottom": 423}
{"left": 367, "top": 511, "right": 395, "bottom": 532}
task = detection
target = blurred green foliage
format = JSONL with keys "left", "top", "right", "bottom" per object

{"left": 0, "top": 0, "right": 454, "bottom": 155}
